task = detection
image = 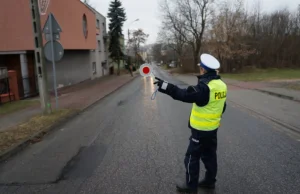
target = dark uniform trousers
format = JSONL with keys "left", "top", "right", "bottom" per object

{"left": 184, "top": 127, "right": 218, "bottom": 188}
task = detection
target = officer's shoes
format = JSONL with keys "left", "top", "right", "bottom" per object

{"left": 198, "top": 179, "right": 215, "bottom": 189}
{"left": 176, "top": 182, "right": 197, "bottom": 193}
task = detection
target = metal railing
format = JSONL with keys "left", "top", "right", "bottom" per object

{"left": 0, "top": 77, "right": 13, "bottom": 105}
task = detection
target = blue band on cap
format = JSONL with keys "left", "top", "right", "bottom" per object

{"left": 200, "top": 62, "right": 212, "bottom": 71}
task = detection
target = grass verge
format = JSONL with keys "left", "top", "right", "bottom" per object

{"left": 221, "top": 69, "right": 300, "bottom": 81}
{"left": 0, "top": 109, "right": 77, "bottom": 154}
{"left": 160, "top": 65, "right": 169, "bottom": 70}
{"left": 0, "top": 99, "right": 39, "bottom": 116}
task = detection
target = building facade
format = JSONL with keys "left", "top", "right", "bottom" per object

{"left": 0, "top": 0, "right": 107, "bottom": 99}
{"left": 85, "top": 4, "right": 109, "bottom": 79}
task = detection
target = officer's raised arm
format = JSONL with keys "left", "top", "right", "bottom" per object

{"left": 153, "top": 78, "right": 210, "bottom": 105}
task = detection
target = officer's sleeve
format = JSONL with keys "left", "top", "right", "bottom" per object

{"left": 163, "top": 83, "right": 210, "bottom": 106}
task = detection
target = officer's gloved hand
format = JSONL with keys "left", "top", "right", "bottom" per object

{"left": 153, "top": 77, "right": 175, "bottom": 94}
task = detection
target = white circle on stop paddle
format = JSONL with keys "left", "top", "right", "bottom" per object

{"left": 139, "top": 64, "right": 153, "bottom": 77}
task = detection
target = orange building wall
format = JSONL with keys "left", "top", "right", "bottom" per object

{"left": 0, "top": 0, "right": 96, "bottom": 51}
{"left": 0, "top": 0, "right": 34, "bottom": 51}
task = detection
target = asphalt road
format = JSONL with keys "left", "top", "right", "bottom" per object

{"left": 0, "top": 66, "right": 300, "bottom": 194}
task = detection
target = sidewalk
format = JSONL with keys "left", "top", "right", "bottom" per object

{"left": 0, "top": 73, "right": 139, "bottom": 132}
{"left": 223, "top": 78, "right": 300, "bottom": 103}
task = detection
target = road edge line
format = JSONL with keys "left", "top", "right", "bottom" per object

{"left": 228, "top": 100, "right": 300, "bottom": 138}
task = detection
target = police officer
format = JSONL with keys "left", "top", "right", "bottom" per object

{"left": 154, "top": 54, "right": 227, "bottom": 193}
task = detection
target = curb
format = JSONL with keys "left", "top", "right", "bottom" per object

{"left": 225, "top": 82, "right": 300, "bottom": 103}
{"left": 0, "top": 110, "right": 79, "bottom": 163}
{"left": 0, "top": 75, "right": 139, "bottom": 163}
{"left": 254, "top": 89, "right": 300, "bottom": 103}
{"left": 81, "top": 74, "right": 139, "bottom": 111}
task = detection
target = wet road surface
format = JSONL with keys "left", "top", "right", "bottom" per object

{"left": 0, "top": 66, "right": 300, "bottom": 194}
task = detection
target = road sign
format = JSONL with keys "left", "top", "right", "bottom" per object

{"left": 45, "top": 33, "right": 60, "bottom": 41}
{"left": 38, "top": 0, "right": 50, "bottom": 15}
{"left": 42, "top": 12, "right": 63, "bottom": 109}
{"left": 44, "top": 40, "right": 64, "bottom": 62}
{"left": 43, "top": 13, "right": 62, "bottom": 34}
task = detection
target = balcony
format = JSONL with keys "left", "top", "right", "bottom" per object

{"left": 96, "top": 28, "right": 100, "bottom": 35}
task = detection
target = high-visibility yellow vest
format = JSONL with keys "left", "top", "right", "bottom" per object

{"left": 189, "top": 79, "right": 227, "bottom": 131}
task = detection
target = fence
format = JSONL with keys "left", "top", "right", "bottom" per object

{"left": 0, "top": 77, "right": 13, "bottom": 105}
{"left": 0, "top": 67, "right": 13, "bottom": 105}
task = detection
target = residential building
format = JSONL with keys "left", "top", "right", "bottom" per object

{"left": 0, "top": 0, "right": 107, "bottom": 100}
{"left": 84, "top": 4, "right": 109, "bottom": 79}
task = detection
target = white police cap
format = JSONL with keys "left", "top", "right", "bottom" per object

{"left": 198, "top": 53, "right": 220, "bottom": 70}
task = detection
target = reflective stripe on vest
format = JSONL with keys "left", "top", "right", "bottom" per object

{"left": 189, "top": 79, "right": 227, "bottom": 131}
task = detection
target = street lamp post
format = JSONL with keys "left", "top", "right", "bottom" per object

{"left": 127, "top": 19, "right": 139, "bottom": 41}
{"left": 127, "top": 19, "right": 139, "bottom": 55}
{"left": 126, "top": 19, "right": 139, "bottom": 67}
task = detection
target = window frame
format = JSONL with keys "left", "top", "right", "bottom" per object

{"left": 92, "top": 62, "right": 96, "bottom": 74}
{"left": 83, "top": 14, "right": 88, "bottom": 39}
{"left": 98, "top": 40, "right": 101, "bottom": 52}
{"left": 96, "top": 19, "right": 100, "bottom": 29}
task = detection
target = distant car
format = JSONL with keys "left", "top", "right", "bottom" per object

{"left": 169, "top": 61, "right": 175, "bottom": 67}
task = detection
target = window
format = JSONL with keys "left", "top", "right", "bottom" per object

{"left": 96, "top": 19, "right": 100, "bottom": 29}
{"left": 83, "top": 14, "right": 88, "bottom": 38}
{"left": 92, "top": 62, "right": 96, "bottom": 74}
{"left": 102, "top": 22, "right": 105, "bottom": 34}
{"left": 98, "top": 40, "right": 101, "bottom": 52}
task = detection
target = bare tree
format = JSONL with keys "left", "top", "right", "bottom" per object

{"left": 157, "top": 0, "right": 300, "bottom": 73}
{"left": 159, "top": 0, "right": 214, "bottom": 71}
{"left": 207, "top": 0, "right": 257, "bottom": 72}
{"left": 128, "top": 29, "right": 149, "bottom": 66}
{"left": 157, "top": 26, "right": 188, "bottom": 66}
{"left": 206, "top": 0, "right": 300, "bottom": 72}
{"left": 151, "top": 43, "right": 163, "bottom": 63}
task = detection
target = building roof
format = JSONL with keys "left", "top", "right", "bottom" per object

{"left": 80, "top": 1, "right": 106, "bottom": 18}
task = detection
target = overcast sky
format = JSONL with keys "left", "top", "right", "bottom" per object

{"left": 88, "top": 0, "right": 299, "bottom": 44}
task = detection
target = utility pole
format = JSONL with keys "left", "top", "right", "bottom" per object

{"left": 127, "top": 29, "right": 130, "bottom": 56}
{"left": 127, "top": 19, "right": 139, "bottom": 67}
{"left": 30, "top": 0, "right": 52, "bottom": 114}
{"left": 128, "top": 29, "right": 130, "bottom": 43}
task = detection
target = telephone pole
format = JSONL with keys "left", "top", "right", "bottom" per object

{"left": 30, "top": 0, "right": 52, "bottom": 114}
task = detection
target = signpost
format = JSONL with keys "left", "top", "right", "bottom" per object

{"left": 42, "top": 13, "right": 64, "bottom": 109}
